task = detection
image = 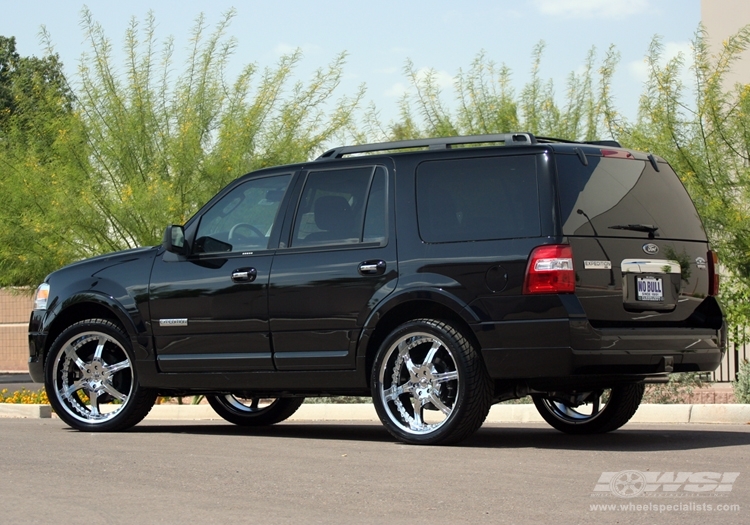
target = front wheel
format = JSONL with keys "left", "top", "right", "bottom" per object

{"left": 206, "top": 395, "right": 305, "bottom": 426}
{"left": 532, "top": 383, "right": 645, "bottom": 435}
{"left": 44, "top": 319, "right": 157, "bottom": 432}
{"left": 371, "top": 319, "right": 492, "bottom": 445}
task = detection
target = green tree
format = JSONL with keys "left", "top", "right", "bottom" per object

{"left": 0, "top": 35, "right": 77, "bottom": 286}
{"left": 0, "top": 9, "right": 362, "bottom": 286}
{"left": 364, "top": 42, "right": 619, "bottom": 142}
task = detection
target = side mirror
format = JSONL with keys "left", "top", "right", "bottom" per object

{"left": 163, "top": 225, "right": 187, "bottom": 255}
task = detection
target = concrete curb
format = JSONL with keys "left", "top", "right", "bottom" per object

{"left": 0, "top": 404, "right": 52, "bottom": 418}
{"left": 2, "top": 403, "right": 750, "bottom": 424}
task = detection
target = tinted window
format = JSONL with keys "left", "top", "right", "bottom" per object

{"left": 292, "top": 166, "right": 386, "bottom": 247}
{"left": 557, "top": 155, "right": 706, "bottom": 240}
{"left": 363, "top": 168, "right": 387, "bottom": 244}
{"left": 194, "top": 174, "right": 292, "bottom": 254}
{"left": 416, "top": 156, "right": 540, "bottom": 243}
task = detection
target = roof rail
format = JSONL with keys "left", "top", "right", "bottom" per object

{"left": 316, "top": 133, "right": 538, "bottom": 160}
{"left": 536, "top": 136, "right": 622, "bottom": 148}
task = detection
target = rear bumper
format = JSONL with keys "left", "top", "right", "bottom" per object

{"left": 476, "top": 321, "right": 725, "bottom": 380}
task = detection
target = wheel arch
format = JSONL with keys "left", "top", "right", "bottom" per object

{"left": 359, "top": 292, "right": 482, "bottom": 386}
{"left": 43, "top": 293, "right": 141, "bottom": 363}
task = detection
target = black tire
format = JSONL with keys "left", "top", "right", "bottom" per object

{"left": 371, "top": 319, "right": 492, "bottom": 445}
{"left": 44, "top": 318, "right": 157, "bottom": 432}
{"left": 206, "top": 395, "right": 305, "bottom": 426}
{"left": 532, "top": 383, "right": 645, "bottom": 435}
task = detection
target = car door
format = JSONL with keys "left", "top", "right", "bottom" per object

{"left": 149, "top": 172, "right": 294, "bottom": 372}
{"left": 268, "top": 163, "right": 397, "bottom": 370}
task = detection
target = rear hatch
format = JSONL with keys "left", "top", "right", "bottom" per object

{"left": 556, "top": 150, "right": 714, "bottom": 326}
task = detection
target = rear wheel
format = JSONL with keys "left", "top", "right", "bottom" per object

{"left": 206, "top": 395, "right": 304, "bottom": 426}
{"left": 44, "top": 319, "right": 157, "bottom": 432}
{"left": 532, "top": 383, "right": 645, "bottom": 434}
{"left": 371, "top": 319, "right": 492, "bottom": 445}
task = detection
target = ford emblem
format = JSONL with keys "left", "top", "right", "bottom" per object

{"left": 642, "top": 243, "right": 659, "bottom": 255}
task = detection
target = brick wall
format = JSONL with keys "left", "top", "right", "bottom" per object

{"left": 0, "top": 289, "right": 32, "bottom": 371}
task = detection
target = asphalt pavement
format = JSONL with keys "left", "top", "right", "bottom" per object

{"left": 1, "top": 418, "right": 748, "bottom": 525}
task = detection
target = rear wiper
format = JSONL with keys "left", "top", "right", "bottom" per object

{"left": 608, "top": 224, "right": 659, "bottom": 238}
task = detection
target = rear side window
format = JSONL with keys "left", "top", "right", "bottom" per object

{"left": 291, "top": 166, "right": 386, "bottom": 247}
{"left": 557, "top": 155, "right": 706, "bottom": 240}
{"left": 416, "top": 155, "right": 540, "bottom": 243}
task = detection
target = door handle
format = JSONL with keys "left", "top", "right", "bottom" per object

{"left": 359, "top": 260, "right": 386, "bottom": 276}
{"left": 231, "top": 267, "right": 257, "bottom": 282}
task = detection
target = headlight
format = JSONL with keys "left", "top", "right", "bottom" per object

{"left": 34, "top": 283, "right": 50, "bottom": 310}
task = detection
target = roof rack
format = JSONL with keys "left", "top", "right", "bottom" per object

{"left": 316, "top": 133, "right": 538, "bottom": 160}
{"left": 536, "top": 136, "right": 622, "bottom": 148}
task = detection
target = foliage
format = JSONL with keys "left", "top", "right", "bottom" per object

{"left": 304, "top": 396, "right": 372, "bottom": 404}
{"left": 0, "top": 387, "right": 49, "bottom": 404}
{"left": 156, "top": 395, "right": 204, "bottom": 405}
{"left": 733, "top": 359, "right": 750, "bottom": 403}
{"left": 363, "top": 43, "right": 620, "bottom": 143}
{"left": 0, "top": 35, "right": 77, "bottom": 286}
{"left": 642, "top": 373, "right": 707, "bottom": 404}
{"left": 0, "top": 9, "right": 362, "bottom": 286}
{"left": 0, "top": 35, "right": 71, "bottom": 135}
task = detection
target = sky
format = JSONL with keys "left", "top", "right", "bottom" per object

{"left": 0, "top": 0, "right": 702, "bottom": 128}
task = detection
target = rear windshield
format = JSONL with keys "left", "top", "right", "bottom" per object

{"left": 556, "top": 154, "right": 706, "bottom": 241}
{"left": 416, "top": 155, "right": 540, "bottom": 243}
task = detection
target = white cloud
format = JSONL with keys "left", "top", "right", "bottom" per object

{"left": 384, "top": 67, "right": 455, "bottom": 99}
{"left": 532, "top": 0, "right": 650, "bottom": 19}
{"left": 627, "top": 41, "right": 693, "bottom": 83}
{"left": 414, "top": 67, "right": 455, "bottom": 89}
{"left": 385, "top": 82, "right": 408, "bottom": 98}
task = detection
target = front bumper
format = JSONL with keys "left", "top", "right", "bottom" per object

{"left": 28, "top": 310, "right": 47, "bottom": 383}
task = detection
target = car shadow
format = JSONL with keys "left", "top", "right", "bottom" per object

{"left": 120, "top": 420, "right": 750, "bottom": 451}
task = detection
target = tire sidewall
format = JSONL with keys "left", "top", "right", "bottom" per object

{"left": 206, "top": 395, "right": 305, "bottom": 426}
{"left": 532, "top": 383, "right": 644, "bottom": 435}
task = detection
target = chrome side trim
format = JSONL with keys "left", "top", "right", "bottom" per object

{"left": 159, "top": 318, "right": 188, "bottom": 327}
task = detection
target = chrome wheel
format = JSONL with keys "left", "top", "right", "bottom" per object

{"left": 377, "top": 331, "right": 460, "bottom": 435}
{"left": 45, "top": 319, "right": 156, "bottom": 431}
{"left": 532, "top": 383, "right": 644, "bottom": 434}
{"left": 206, "top": 394, "right": 304, "bottom": 426}
{"left": 50, "top": 330, "right": 133, "bottom": 424}
{"left": 372, "top": 319, "right": 491, "bottom": 445}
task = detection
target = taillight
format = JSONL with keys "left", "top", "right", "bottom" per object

{"left": 707, "top": 250, "right": 719, "bottom": 296}
{"left": 524, "top": 244, "right": 575, "bottom": 294}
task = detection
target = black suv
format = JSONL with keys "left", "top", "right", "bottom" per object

{"left": 28, "top": 133, "right": 725, "bottom": 445}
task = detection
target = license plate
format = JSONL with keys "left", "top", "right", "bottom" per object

{"left": 636, "top": 276, "right": 663, "bottom": 301}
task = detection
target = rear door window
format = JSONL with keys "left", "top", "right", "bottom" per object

{"left": 291, "top": 166, "right": 386, "bottom": 247}
{"left": 557, "top": 155, "right": 706, "bottom": 240}
{"left": 416, "top": 155, "right": 540, "bottom": 243}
